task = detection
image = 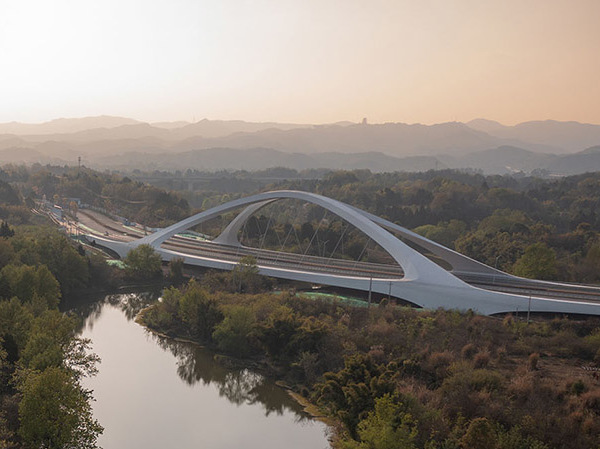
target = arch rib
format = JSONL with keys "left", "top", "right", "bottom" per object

{"left": 135, "top": 190, "right": 467, "bottom": 287}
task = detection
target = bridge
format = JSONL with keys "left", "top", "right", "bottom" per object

{"left": 84, "top": 190, "right": 600, "bottom": 316}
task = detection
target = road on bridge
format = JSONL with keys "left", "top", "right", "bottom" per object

{"left": 76, "top": 209, "right": 600, "bottom": 305}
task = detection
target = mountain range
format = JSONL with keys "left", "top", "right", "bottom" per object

{"left": 1, "top": 116, "right": 600, "bottom": 175}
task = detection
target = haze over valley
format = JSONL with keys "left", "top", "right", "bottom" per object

{"left": 2, "top": 116, "right": 600, "bottom": 175}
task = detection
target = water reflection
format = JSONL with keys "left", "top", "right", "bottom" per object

{"left": 151, "top": 325, "right": 310, "bottom": 419}
{"left": 73, "top": 290, "right": 161, "bottom": 331}
{"left": 80, "top": 292, "right": 312, "bottom": 420}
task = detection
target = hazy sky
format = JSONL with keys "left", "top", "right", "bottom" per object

{"left": 1, "top": 0, "right": 599, "bottom": 125}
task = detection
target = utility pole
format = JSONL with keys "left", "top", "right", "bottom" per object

{"left": 527, "top": 295, "right": 532, "bottom": 324}
{"left": 368, "top": 276, "right": 373, "bottom": 309}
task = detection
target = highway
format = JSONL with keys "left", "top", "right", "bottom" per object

{"left": 77, "top": 209, "right": 405, "bottom": 279}
{"left": 76, "top": 209, "right": 600, "bottom": 305}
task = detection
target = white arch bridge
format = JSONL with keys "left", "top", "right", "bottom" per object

{"left": 87, "top": 190, "right": 600, "bottom": 316}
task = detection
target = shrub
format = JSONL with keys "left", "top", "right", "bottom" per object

{"left": 212, "top": 306, "right": 256, "bottom": 357}
{"left": 473, "top": 351, "right": 491, "bottom": 369}
{"left": 570, "top": 379, "right": 586, "bottom": 396}
{"left": 461, "top": 343, "right": 477, "bottom": 360}
{"left": 124, "top": 244, "right": 162, "bottom": 280}
{"left": 528, "top": 353, "right": 540, "bottom": 371}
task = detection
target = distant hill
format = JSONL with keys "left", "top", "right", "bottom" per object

{"left": 466, "top": 119, "right": 600, "bottom": 153}
{"left": 0, "top": 115, "right": 140, "bottom": 135}
{"left": 168, "top": 122, "right": 528, "bottom": 156}
{"left": 545, "top": 146, "right": 600, "bottom": 175}
{"left": 2, "top": 116, "right": 600, "bottom": 175}
{"left": 172, "top": 119, "right": 312, "bottom": 139}
{"left": 0, "top": 120, "right": 537, "bottom": 159}
{"left": 92, "top": 147, "right": 443, "bottom": 173}
{"left": 466, "top": 119, "right": 508, "bottom": 134}
{"left": 0, "top": 147, "right": 67, "bottom": 165}
{"left": 443, "top": 146, "right": 557, "bottom": 175}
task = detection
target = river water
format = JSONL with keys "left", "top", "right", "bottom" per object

{"left": 77, "top": 293, "right": 331, "bottom": 449}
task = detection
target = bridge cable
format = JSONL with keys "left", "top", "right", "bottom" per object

{"left": 327, "top": 222, "right": 350, "bottom": 266}
{"left": 353, "top": 237, "right": 372, "bottom": 268}
{"left": 301, "top": 210, "right": 327, "bottom": 261}
{"left": 273, "top": 220, "right": 283, "bottom": 248}
{"left": 275, "top": 223, "right": 295, "bottom": 263}
{"left": 292, "top": 225, "right": 303, "bottom": 253}
{"left": 259, "top": 209, "right": 274, "bottom": 250}
{"left": 250, "top": 215, "right": 264, "bottom": 248}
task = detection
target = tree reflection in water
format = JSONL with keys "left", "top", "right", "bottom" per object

{"left": 74, "top": 291, "right": 161, "bottom": 331}
{"left": 77, "top": 292, "right": 314, "bottom": 422}
{"left": 152, "top": 331, "right": 312, "bottom": 421}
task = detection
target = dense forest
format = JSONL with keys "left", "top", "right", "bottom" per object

{"left": 0, "top": 181, "right": 107, "bottom": 448}
{"left": 166, "top": 168, "right": 600, "bottom": 283}
{"left": 140, "top": 268, "right": 600, "bottom": 449}
{"left": 0, "top": 165, "right": 190, "bottom": 228}
{"left": 3, "top": 164, "right": 600, "bottom": 448}
{"left": 5, "top": 164, "right": 600, "bottom": 284}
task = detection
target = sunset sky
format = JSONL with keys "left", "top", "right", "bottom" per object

{"left": 1, "top": 0, "right": 599, "bottom": 125}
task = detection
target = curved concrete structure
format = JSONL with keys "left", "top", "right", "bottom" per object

{"left": 217, "top": 200, "right": 505, "bottom": 277}
{"left": 89, "top": 190, "right": 600, "bottom": 316}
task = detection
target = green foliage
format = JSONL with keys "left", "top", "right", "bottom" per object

{"left": 315, "top": 355, "right": 395, "bottom": 436}
{"left": 177, "top": 280, "right": 223, "bottom": 340}
{"left": 124, "top": 244, "right": 162, "bottom": 280}
{"left": 414, "top": 220, "right": 466, "bottom": 249}
{"left": 0, "top": 222, "right": 14, "bottom": 239}
{"left": 0, "top": 180, "right": 21, "bottom": 206}
{"left": 21, "top": 310, "right": 77, "bottom": 371}
{"left": 139, "top": 277, "right": 600, "bottom": 449}
{"left": 18, "top": 367, "right": 102, "bottom": 449}
{"left": 231, "top": 255, "right": 263, "bottom": 293}
{"left": 0, "top": 297, "right": 33, "bottom": 351}
{"left": 212, "top": 306, "right": 256, "bottom": 356}
{"left": 342, "top": 394, "right": 418, "bottom": 449}
{"left": 460, "top": 418, "right": 497, "bottom": 449}
{"left": 0, "top": 219, "right": 101, "bottom": 449}
{"left": 8, "top": 227, "right": 89, "bottom": 296}
{"left": 168, "top": 257, "right": 185, "bottom": 284}
{"left": 0, "top": 264, "right": 60, "bottom": 309}
{"left": 513, "top": 243, "right": 557, "bottom": 280}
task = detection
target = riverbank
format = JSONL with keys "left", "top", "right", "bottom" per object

{"left": 79, "top": 294, "right": 331, "bottom": 449}
{"left": 133, "top": 278, "right": 600, "bottom": 449}
{"left": 134, "top": 302, "right": 340, "bottom": 447}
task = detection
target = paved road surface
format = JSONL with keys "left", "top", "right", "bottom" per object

{"left": 77, "top": 209, "right": 600, "bottom": 304}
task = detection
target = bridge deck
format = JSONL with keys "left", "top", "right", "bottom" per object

{"left": 164, "top": 236, "right": 405, "bottom": 279}
{"left": 78, "top": 208, "right": 600, "bottom": 305}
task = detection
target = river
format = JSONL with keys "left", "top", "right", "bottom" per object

{"left": 77, "top": 293, "right": 331, "bottom": 449}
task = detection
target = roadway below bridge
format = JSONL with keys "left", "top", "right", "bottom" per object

{"left": 76, "top": 209, "right": 600, "bottom": 306}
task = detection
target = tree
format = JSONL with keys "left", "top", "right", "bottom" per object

{"left": 18, "top": 367, "right": 102, "bottom": 449}
{"left": 512, "top": 243, "right": 557, "bottom": 280}
{"left": 124, "top": 244, "right": 162, "bottom": 280}
{"left": 460, "top": 418, "right": 497, "bottom": 449}
{"left": 177, "top": 280, "right": 223, "bottom": 340}
{"left": 231, "top": 255, "right": 264, "bottom": 293}
{"left": 168, "top": 257, "right": 185, "bottom": 284}
{"left": 21, "top": 310, "right": 77, "bottom": 371}
{"left": 0, "top": 264, "right": 61, "bottom": 309}
{"left": 342, "top": 394, "right": 418, "bottom": 449}
{"left": 212, "top": 306, "right": 256, "bottom": 356}
{"left": 0, "top": 222, "right": 14, "bottom": 239}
